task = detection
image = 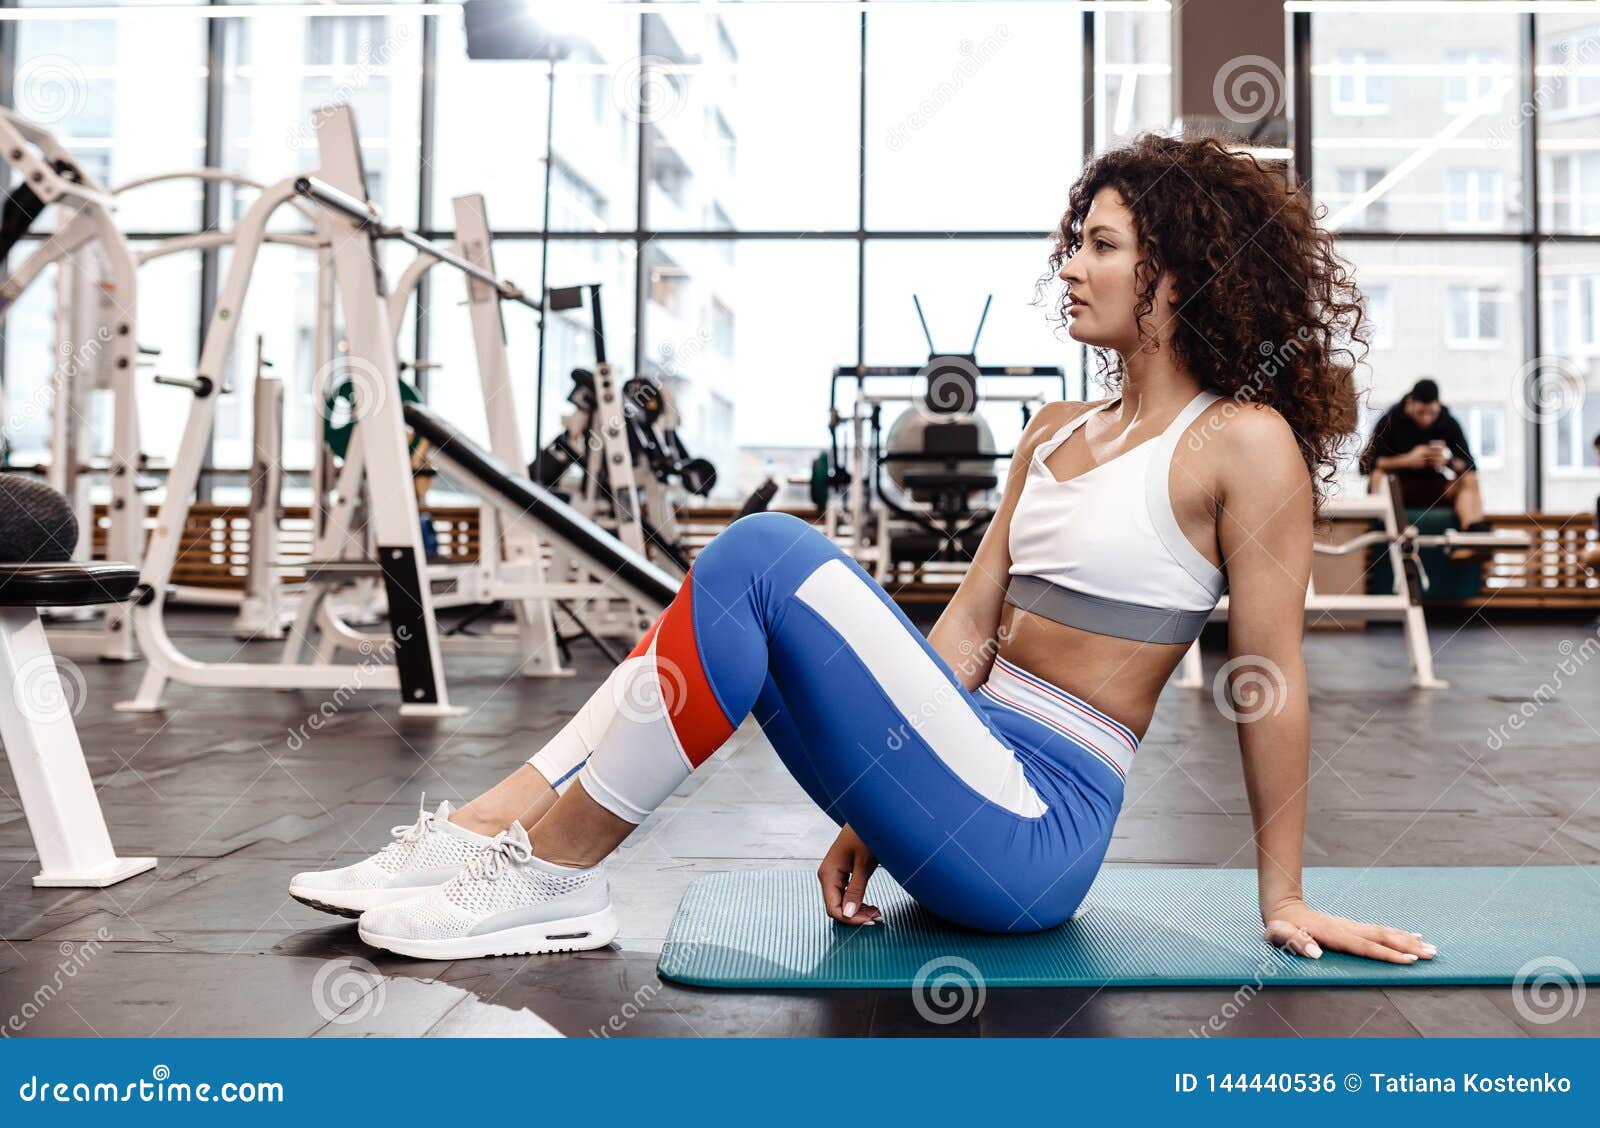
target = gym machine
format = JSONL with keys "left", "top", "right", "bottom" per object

{"left": 818, "top": 296, "right": 1066, "bottom": 582}
{"left": 530, "top": 283, "right": 715, "bottom": 574}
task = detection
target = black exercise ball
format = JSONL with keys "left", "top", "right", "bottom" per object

{"left": 0, "top": 473, "right": 79, "bottom": 562}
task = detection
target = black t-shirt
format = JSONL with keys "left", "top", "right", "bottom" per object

{"left": 1359, "top": 402, "right": 1477, "bottom": 477}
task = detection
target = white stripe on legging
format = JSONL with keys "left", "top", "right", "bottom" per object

{"left": 794, "top": 558, "right": 1048, "bottom": 819}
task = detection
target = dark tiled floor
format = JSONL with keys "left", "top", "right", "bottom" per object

{"left": 1, "top": 609, "right": 1597, "bottom": 1037}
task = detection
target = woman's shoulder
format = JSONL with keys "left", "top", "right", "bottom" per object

{"left": 1199, "top": 399, "right": 1306, "bottom": 487}
{"left": 1016, "top": 398, "right": 1110, "bottom": 458}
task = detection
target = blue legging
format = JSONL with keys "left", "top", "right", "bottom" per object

{"left": 536, "top": 512, "right": 1133, "bottom": 933}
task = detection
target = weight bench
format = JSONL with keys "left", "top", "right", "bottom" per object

{"left": 0, "top": 562, "right": 155, "bottom": 886}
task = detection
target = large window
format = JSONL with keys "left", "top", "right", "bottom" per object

{"left": 1, "top": 1, "right": 1162, "bottom": 499}
{"left": 1308, "top": 6, "right": 1596, "bottom": 510}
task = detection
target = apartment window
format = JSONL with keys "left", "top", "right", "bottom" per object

{"left": 1446, "top": 286, "right": 1504, "bottom": 346}
{"left": 649, "top": 256, "right": 690, "bottom": 320}
{"left": 1548, "top": 27, "right": 1600, "bottom": 116}
{"left": 1457, "top": 404, "right": 1505, "bottom": 470}
{"left": 307, "top": 16, "right": 388, "bottom": 67}
{"left": 711, "top": 299, "right": 734, "bottom": 358}
{"left": 1336, "top": 167, "right": 1388, "bottom": 226}
{"left": 1553, "top": 393, "right": 1600, "bottom": 471}
{"left": 1446, "top": 169, "right": 1504, "bottom": 230}
{"left": 1331, "top": 50, "right": 1390, "bottom": 115}
{"left": 1545, "top": 153, "right": 1600, "bottom": 233}
{"left": 1444, "top": 49, "right": 1504, "bottom": 111}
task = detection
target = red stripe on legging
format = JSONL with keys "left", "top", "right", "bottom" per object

{"left": 652, "top": 572, "right": 734, "bottom": 767}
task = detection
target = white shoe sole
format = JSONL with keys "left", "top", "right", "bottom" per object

{"left": 290, "top": 882, "right": 443, "bottom": 919}
{"left": 358, "top": 905, "right": 621, "bottom": 960}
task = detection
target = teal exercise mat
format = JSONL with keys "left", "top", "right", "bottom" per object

{"left": 658, "top": 865, "right": 1600, "bottom": 988}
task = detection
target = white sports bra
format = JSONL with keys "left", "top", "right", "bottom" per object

{"left": 1006, "top": 390, "right": 1227, "bottom": 643}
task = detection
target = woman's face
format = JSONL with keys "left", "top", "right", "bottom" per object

{"left": 1058, "top": 186, "right": 1176, "bottom": 354}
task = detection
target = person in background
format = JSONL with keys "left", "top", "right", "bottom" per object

{"left": 1359, "top": 379, "right": 1489, "bottom": 535}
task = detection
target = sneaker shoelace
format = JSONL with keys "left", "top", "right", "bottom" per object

{"left": 382, "top": 796, "right": 437, "bottom": 859}
{"left": 463, "top": 827, "right": 536, "bottom": 883}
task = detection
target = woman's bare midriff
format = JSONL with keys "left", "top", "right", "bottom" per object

{"left": 996, "top": 603, "right": 1191, "bottom": 742}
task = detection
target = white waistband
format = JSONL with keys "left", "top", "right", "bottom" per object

{"left": 978, "top": 657, "right": 1139, "bottom": 781}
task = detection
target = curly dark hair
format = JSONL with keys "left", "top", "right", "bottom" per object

{"left": 1040, "top": 131, "right": 1364, "bottom": 514}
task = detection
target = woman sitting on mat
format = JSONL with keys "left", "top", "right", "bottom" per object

{"left": 292, "top": 132, "right": 1436, "bottom": 967}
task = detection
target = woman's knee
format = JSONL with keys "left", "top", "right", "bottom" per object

{"left": 699, "top": 511, "right": 824, "bottom": 574}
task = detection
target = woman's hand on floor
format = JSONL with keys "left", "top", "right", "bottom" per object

{"left": 1262, "top": 897, "right": 1437, "bottom": 964}
{"left": 818, "top": 825, "right": 882, "bottom": 926}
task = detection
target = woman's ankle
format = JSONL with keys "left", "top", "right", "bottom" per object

{"left": 449, "top": 766, "right": 558, "bottom": 837}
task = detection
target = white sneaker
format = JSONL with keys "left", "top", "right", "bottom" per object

{"left": 357, "top": 822, "right": 618, "bottom": 960}
{"left": 289, "top": 798, "right": 492, "bottom": 918}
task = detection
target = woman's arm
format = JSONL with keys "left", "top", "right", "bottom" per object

{"left": 1217, "top": 406, "right": 1436, "bottom": 965}
{"left": 927, "top": 401, "right": 1086, "bottom": 689}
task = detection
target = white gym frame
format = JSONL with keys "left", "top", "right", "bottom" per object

{"left": 0, "top": 594, "right": 154, "bottom": 887}
{"left": 118, "top": 104, "right": 661, "bottom": 716}
{"left": 0, "top": 107, "right": 144, "bottom": 661}
{"left": 1177, "top": 477, "right": 1532, "bottom": 691}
